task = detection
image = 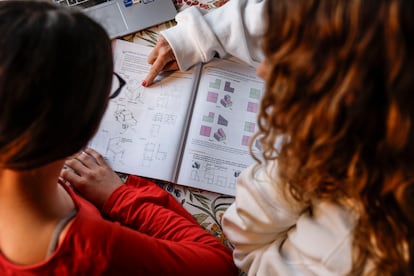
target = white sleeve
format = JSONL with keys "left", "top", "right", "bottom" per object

{"left": 222, "top": 163, "right": 356, "bottom": 275}
{"left": 160, "top": 0, "right": 267, "bottom": 71}
{"left": 222, "top": 162, "right": 306, "bottom": 273}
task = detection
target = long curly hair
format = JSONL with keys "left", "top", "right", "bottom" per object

{"left": 253, "top": 0, "right": 414, "bottom": 274}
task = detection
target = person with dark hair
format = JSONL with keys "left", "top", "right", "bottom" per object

{"left": 222, "top": 0, "right": 414, "bottom": 274}
{"left": 0, "top": 1, "right": 237, "bottom": 275}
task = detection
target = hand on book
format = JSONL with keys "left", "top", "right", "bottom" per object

{"left": 60, "top": 147, "right": 123, "bottom": 209}
{"left": 143, "top": 35, "right": 178, "bottom": 87}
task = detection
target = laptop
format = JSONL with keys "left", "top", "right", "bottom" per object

{"left": 54, "top": 0, "right": 177, "bottom": 39}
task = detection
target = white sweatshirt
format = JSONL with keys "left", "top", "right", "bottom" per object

{"left": 161, "top": 0, "right": 267, "bottom": 71}
{"left": 222, "top": 163, "right": 357, "bottom": 275}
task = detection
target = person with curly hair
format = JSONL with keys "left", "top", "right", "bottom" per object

{"left": 222, "top": 0, "right": 414, "bottom": 274}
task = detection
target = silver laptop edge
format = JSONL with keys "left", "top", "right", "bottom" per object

{"left": 80, "top": 0, "right": 176, "bottom": 39}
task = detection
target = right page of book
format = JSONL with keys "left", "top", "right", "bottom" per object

{"left": 176, "top": 58, "right": 265, "bottom": 196}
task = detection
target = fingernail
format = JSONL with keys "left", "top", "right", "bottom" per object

{"left": 141, "top": 80, "right": 147, "bottom": 87}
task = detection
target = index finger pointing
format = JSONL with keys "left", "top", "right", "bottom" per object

{"left": 147, "top": 45, "right": 160, "bottom": 65}
{"left": 143, "top": 56, "right": 171, "bottom": 86}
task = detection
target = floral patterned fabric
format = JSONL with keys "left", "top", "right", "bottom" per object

{"left": 121, "top": 0, "right": 234, "bottom": 248}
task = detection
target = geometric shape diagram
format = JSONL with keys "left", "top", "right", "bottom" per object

{"left": 224, "top": 81, "right": 234, "bottom": 93}
{"left": 247, "top": 101, "right": 258, "bottom": 113}
{"left": 202, "top": 111, "right": 215, "bottom": 123}
{"left": 106, "top": 137, "right": 127, "bottom": 162}
{"left": 244, "top": 121, "right": 255, "bottom": 132}
{"left": 152, "top": 113, "right": 177, "bottom": 125}
{"left": 209, "top": 78, "right": 221, "bottom": 89}
{"left": 142, "top": 142, "right": 156, "bottom": 167}
{"left": 141, "top": 143, "right": 157, "bottom": 168}
{"left": 156, "top": 94, "right": 169, "bottom": 109}
{"left": 156, "top": 145, "right": 167, "bottom": 160}
{"left": 207, "top": 91, "right": 219, "bottom": 103}
{"left": 220, "top": 94, "right": 232, "bottom": 107}
{"left": 217, "top": 114, "right": 228, "bottom": 126}
{"left": 228, "top": 181, "right": 236, "bottom": 190}
{"left": 190, "top": 169, "right": 201, "bottom": 181}
{"left": 204, "top": 163, "right": 215, "bottom": 184}
{"left": 192, "top": 161, "right": 201, "bottom": 169}
{"left": 200, "top": 125, "right": 212, "bottom": 137}
{"left": 125, "top": 79, "right": 145, "bottom": 103}
{"left": 249, "top": 88, "right": 261, "bottom": 100}
{"left": 241, "top": 135, "right": 251, "bottom": 146}
{"left": 114, "top": 105, "right": 137, "bottom": 130}
{"left": 215, "top": 175, "right": 227, "bottom": 187}
{"left": 150, "top": 124, "right": 160, "bottom": 137}
{"left": 234, "top": 170, "right": 241, "bottom": 177}
{"left": 214, "top": 128, "right": 226, "bottom": 141}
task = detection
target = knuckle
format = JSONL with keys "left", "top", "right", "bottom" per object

{"left": 60, "top": 169, "right": 70, "bottom": 179}
{"left": 65, "top": 159, "right": 75, "bottom": 166}
{"left": 85, "top": 170, "right": 100, "bottom": 182}
{"left": 77, "top": 178, "right": 89, "bottom": 188}
{"left": 159, "top": 50, "right": 170, "bottom": 60}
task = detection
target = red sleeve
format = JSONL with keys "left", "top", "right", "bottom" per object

{"left": 101, "top": 175, "right": 238, "bottom": 275}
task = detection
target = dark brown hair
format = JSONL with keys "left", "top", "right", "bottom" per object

{"left": 254, "top": 0, "right": 414, "bottom": 274}
{"left": 0, "top": 1, "right": 113, "bottom": 170}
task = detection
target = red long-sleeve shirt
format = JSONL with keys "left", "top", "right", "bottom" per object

{"left": 0, "top": 175, "right": 237, "bottom": 275}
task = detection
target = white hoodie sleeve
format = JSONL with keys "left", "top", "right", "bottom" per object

{"left": 222, "top": 163, "right": 355, "bottom": 275}
{"left": 222, "top": 163, "right": 306, "bottom": 274}
{"left": 160, "top": 0, "right": 267, "bottom": 71}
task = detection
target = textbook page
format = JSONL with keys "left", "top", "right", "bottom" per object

{"left": 89, "top": 39, "right": 198, "bottom": 181}
{"left": 176, "top": 58, "right": 265, "bottom": 196}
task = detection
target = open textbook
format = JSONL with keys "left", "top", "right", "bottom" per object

{"left": 89, "top": 39, "right": 265, "bottom": 196}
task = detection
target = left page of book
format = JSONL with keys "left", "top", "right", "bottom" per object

{"left": 89, "top": 39, "right": 198, "bottom": 181}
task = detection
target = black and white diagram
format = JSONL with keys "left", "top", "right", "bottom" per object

{"left": 114, "top": 104, "right": 138, "bottom": 131}
{"left": 124, "top": 78, "right": 146, "bottom": 104}
{"left": 189, "top": 160, "right": 237, "bottom": 191}
{"left": 141, "top": 142, "right": 168, "bottom": 167}
{"left": 105, "top": 137, "right": 132, "bottom": 163}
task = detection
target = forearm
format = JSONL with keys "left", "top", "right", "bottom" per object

{"left": 101, "top": 175, "right": 196, "bottom": 231}
{"left": 102, "top": 175, "right": 238, "bottom": 274}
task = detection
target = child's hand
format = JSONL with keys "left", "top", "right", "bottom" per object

{"left": 143, "top": 35, "right": 178, "bottom": 87}
{"left": 60, "top": 148, "right": 123, "bottom": 209}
